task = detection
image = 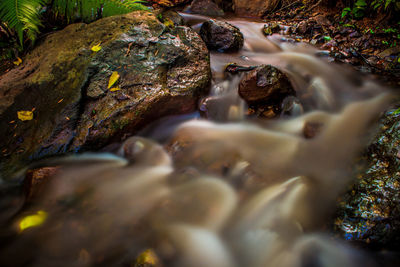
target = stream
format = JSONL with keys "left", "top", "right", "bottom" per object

{"left": 0, "top": 13, "right": 397, "bottom": 267}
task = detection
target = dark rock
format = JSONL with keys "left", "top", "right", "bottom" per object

{"left": 233, "top": 0, "right": 280, "bottom": 17}
{"left": 0, "top": 11, "right": 211, "bottom": 178}
{"left": 184, "top": 0, "right": 225, "bottom": 17}
{"left": 214, "top": 0, "right": 233, "bottom": 12}
{"left": 238, "top": 65, "right": 295, "bottom": 104}
{"left": 199, "top": 20, "right": 244, "bottom": 52}
{"left": 225, "top": 63, "right": 256, "bottom": 74}
{"left": 24, "top": 167, "right": 60, "bottom": 201}
{"left": 263, "top": 23, "right": 281, "bottom": 36}
{"left": 334, "top": 107, "right": 400, "bottom": 249}
{"left": 296, "top": 21, "right": 309, "bottom": 34}
{"left": 303, "top": 122, "right": 323, "bottom": 139}
{"left": 313, "top": 15, "right": 331, "bottom": 27}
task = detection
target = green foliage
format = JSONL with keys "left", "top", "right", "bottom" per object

{"left": 341, "top": 0, "right": 400, "bottom": 20}
{"left": 0, "top": 0, "right": 46, "bottom": 45}
{"left": 51, "top": 0, "right": 149, "bottom": 23}
{"left": 0, "top": 0, "right": 149, "bottom": 46}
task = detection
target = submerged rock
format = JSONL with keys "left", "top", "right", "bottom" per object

{"left": 262, "top": 22, "right": 281, "bottom": 36}
{"left": 334, "top": 107, "right": 400, "bottom": 249}
{"left": 0, "top": 11, "right": 210, "bottom": 178}
{"left": 199, "top": 20, "right": 244, "bottom": 52}
{"left": 238, "top": 64, "right": 295, "bottom": 104}
{"left": 233, "top": 0, "right": 280, "bottom": 17}
{"left": 184, "top": 0, "right": 225, "bottom": 17}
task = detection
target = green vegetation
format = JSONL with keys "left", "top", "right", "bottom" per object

{"left": 341, "top": 0, "right": 400, "bottom": 19}
{"left": 0, "top": 0, "right": 149, "bottom": 47}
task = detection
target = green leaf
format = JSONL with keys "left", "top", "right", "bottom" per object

{"left": 0, "top": 0, "right": 47, "bottom": 45}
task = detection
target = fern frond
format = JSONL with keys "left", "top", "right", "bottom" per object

{"left": 0, "top": 0, "right": 46, "bottom": 45}
{"left": 52, "top": 0, "right": 150, "bottom": 23}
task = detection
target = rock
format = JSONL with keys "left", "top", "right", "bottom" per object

{"left": 296, "top": 21, "right": 309, "bottom": 34}
{"left": 233, "top": 0, "right": 280, "bottom": 17}
{"left": 313, "top": 15, "right": 331, "bottom": 27}
{"left": 378, "top": 46, "right": 400, "bottom": 58}
{"left": 184, "top": 0, "right": 225, "bottom": 17}
{"left": 214, "top": 0, "right": 233, "bottom": 12}
{"left": 262, "top": 23, "right": 281, "bottom": 36}
{"left": 238, "top": 65, "right": 295, "bottom": 104}
{"left": 199, "top": 20, "right": 244, "bottom": 52}
{"left": 159, "top": 10, "right": 185, "bottom": 27}
{"left": 0, "top": 11, "right": 211, "bottom": 178}
{"left": 334, "top": 107, "right": 400, "bottom": 249}
{"left": 24, "top": 167, "right": 60, "bottom": 201}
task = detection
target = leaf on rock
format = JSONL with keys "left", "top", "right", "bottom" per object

{"left": 108, "top": 71, "right": 120, "bottom": 89}
{"left": 17, "top": 110, "right": 34, "bottom": 121}
{"left": 13, "top": 57, "right": 22, "bottom": 66}
{"left": 91, "top": 43, "right": 102, "bottom": 52}
{"left": 19, "top": 211, "right": 48, "bottom": 232}
{"left": 110, "top": 86, "right": 121, "bottom": 92}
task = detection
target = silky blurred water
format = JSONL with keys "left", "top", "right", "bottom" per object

{"left": 0, "top": 13, "right": 395, "bottom": 267}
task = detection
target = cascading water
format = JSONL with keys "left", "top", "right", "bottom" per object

{"left": 0, "top": 13, "right": 396, "bottom": 267}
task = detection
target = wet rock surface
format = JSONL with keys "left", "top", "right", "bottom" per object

{"left": 199, "top": 20, "right": 244, "bottom": 52}
{"left": 238, "top": 64, "right": 295, "bottom": 110}
{"left": 334, "top": 107, "right": 400, "bottom": 249}
{"left": 0, "top": 11, "right": 211, "bottom": 178}
{"left": 184, "top": 0, "right": 225, "bottom": 17}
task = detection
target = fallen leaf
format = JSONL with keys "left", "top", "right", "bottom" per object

{"left": 13, "top": 57, "right": 22, "bottom": 66}
{"left": 108, "top": 71, "right": 120, "bottom": 89}
{"left": 57, "top": 99, "right": 64, "bottom": 104}
{"left": 17, "top": 111, "right": 34, "bottom": 121}
{"left": 134, "top": 249, "right": 159, "bottom": 266}
{"left": 19, "top": 210, "right": 48, "bottom": 232}
{"left": 91, "top": 42, "right": 102, "bottom": 52}
{"left": 110, "top": 86, "right": 121, "bottom": 92}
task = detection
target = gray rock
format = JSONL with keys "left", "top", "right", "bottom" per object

{"left": 199, "top": 20, "right": 244, "bottom": 52}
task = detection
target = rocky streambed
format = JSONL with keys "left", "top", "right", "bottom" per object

{"left": 0, "top": 2, "right": 399, "bottom": 267}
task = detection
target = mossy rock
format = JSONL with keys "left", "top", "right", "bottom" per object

{"left": 0, "top": 11, "right": 210, "bottom": 178}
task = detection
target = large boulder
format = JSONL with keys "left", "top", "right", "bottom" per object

{"left": 334, "top": 107, "right": 400, "bottom": 249}
{"left": 184, "top": 0, "right": 225, "bottom": 17}
{"left": 233, "top": 0, "right": 280, "bottom": 17}
{"left": 199, "top": 20, "right": 244, "bottom": 52}
{"left": 0, "top": 11, "right": 210, "bottom": 178}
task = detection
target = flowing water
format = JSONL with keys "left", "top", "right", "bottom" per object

{"left": 0, "top": 13, "right": 396, "bottom": 267}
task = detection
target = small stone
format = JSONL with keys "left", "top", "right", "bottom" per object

{"left": 238, "top": 65, "right": 295, "bottom": 104}
{"left": 263, "top": 23, "right": 281, "bottom": 36}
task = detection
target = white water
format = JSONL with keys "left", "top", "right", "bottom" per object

{"left": 0, "top": 14, "right": 395, "bottom": 267}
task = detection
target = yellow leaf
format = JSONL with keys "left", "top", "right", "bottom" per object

{"left": 91, "top": 42, "right": 102, "bottom": 52}
{"left": 134, "top": 249, "right": 159, "bottom": 266}
{"left": 110, "top": 86, "right": 121, "bottom": 92}
{"left": 17, "top": 110, "right": 34, "bottom": 121}
{"left": 13, "top": 57, "right": 22, "bottom": 66}
{"left": 19, "top": 210, "right": 48, "bottom": 232}
{"left": 108, "top": 71, "right": 120, "bottom": 89}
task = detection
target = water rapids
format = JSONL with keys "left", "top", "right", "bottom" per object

{"left": 0, "top": 13, "right": 396, "bottom": 267}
